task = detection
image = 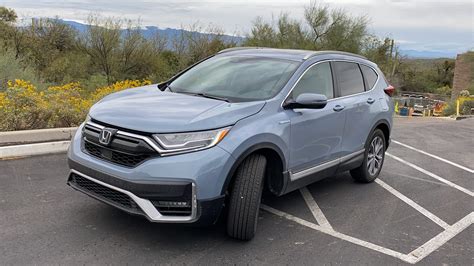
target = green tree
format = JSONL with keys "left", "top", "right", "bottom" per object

{"left": 0, "top": 49, "right": 38, "bottom": 90}
{"left": 26, "top": 18, "right": 77, "bottom": 77}
{"left": 78, "top": 16, "right": 121, "bottom": 84}
{"left": 0, "top": 7, "right": 16, "bottom": 23}
{"left": 244, "top": 2, "right": 370, "bottom": 53}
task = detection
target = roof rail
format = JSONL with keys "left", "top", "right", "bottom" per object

{"left": 218, "top": 47, "right": 368, "bottom": 61}
{"left": 305, "top": 50, "right": 367, "bottom": 60}
{"left": 218, "top": 47, "right": 265, "bottom": 54}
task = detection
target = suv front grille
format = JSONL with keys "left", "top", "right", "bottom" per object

{"left": 69, "top": 173, "right": 142, "bottom": 214}
{"left": 84, "top": 141, "right": 151, "bottom": 167}
{"left": 82, "top": 123, "right": 157, "bottom": 167}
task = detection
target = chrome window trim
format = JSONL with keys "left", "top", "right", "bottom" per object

{"left": 70, "top": 169, "right": 198, "bottom": 223}
{"left": 281, "top": 59, "right": 380, "bottom": 108}
{"left": 290, "top": 149, "right": 365, "bottom": 181}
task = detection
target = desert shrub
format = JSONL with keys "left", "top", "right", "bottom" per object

{"left": 441, "top": 101, "right": 456, "bottom": 116}
{"left": 441, "top": 97, "right": 474, "bottom": 116}
{"left": 460, "top": 99, "right": 473, "bottom": 115}
{"left": 0, "top": 50, "right": 38, "bottom": 90}
{"left": 0, "top": 79, "right": 49, "bottom": 130}
{"left": 468, "top": 84, "right": 474, "bottom": 95}
{"left": 90, "top": 79, "right": 151, "bottom": 103}
{"left": 80, "top": 74, "right": 109, "bottom": 92}
{"left": 0, "top": 79, "right": 152, "bottom": 131}
{"left": 459, "top": 90, "right": 470, "bottom": 97}
{"left": 44, "top": 82, "right": 90, "bottom": 127}
{"left": 434, "top": 85, "right": 452, "bottom": 96}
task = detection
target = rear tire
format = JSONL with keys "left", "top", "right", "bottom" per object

{"left": 227, "top": 154, "right": 267, "bottom": 241}
{"left": 350, "top": 129, "right": 386, "bottom": 183}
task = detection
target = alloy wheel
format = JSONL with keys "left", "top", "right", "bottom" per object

{"left": 367, "top": 136, "right": 384, "bottom": 176}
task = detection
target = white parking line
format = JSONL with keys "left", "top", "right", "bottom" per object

{"left": 386, "top": 152, "right": 474, "bottom": 197}
{"left": 384, "top": 171, "right": 448, "bottom": 186}
{"left": 260, "top": 145, "right": 472, "bottom": 263}
{"left": 392, "top": 140, "right": 474, "bottom": 174}
{"left": 407, "top": 212, "right": 474, "bottom": 264}
{"left": 375, "top": 179, "right": 450, "bottom": 229}
{"left": 300, "top": 187, "right": 334, "bottom": 230}
{"left": 261, "top": 205, "right": 474, "bottom": 264}
{"left": 261, "top": 204, "right": 413, "bottom": 263}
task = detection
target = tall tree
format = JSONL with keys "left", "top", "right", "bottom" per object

{"left": 0, "top": 7, "right": 16, "bottom": 23}
{"left": 78, "top": 16, "right": 121, "bottom": 84}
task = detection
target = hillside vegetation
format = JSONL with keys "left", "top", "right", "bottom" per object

{"left": 0, "top": 4, "right": 459, "bottom": 130}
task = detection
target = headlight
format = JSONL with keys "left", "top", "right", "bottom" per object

{"left": 153, "top": 127, "right": 231, "bottom": 155}
{"left": 85, "top": 114, "right": 91, "bottom": 123}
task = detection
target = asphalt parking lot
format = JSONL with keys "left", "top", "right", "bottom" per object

{"left": 1, "top": 117, "right": 473, "bottom": 265}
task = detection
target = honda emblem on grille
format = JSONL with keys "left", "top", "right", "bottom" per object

{"left": 99, "top": 128, "right": 115, "bottom": 145}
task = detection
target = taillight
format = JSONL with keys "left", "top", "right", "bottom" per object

{"left": 384, "top": 85, "right": 395, "bottom": 97}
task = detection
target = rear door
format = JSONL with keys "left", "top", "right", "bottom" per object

{"left": 333, "top": 61, "right": 379, "bottom": 155}
{"left": 286, "top": 61, "right": 346, "bottom": 175}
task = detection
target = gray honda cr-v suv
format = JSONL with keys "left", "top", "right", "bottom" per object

{"left": 67, "top": 48, "right": 394, "bottom": 240}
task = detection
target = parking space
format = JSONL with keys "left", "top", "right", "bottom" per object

{"left": 0, "top": 117, "right": 472, "bottom": 264}
{"left": 381, "top": 158, "right": 473, "bottom": 225}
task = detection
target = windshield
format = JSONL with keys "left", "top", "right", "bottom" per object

{"left": 169, "top": 55, "right": 300, "bottom": 102}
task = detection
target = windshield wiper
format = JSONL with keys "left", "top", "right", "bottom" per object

{"left": 180, "top": 91, "right": 230, "bottom": 102}
{"left": 195, "top": 93, "right": 230, "bottom": 102}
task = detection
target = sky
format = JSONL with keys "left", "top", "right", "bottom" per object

{"left": 1, "top": 0, "right": 473, "bottom": 56}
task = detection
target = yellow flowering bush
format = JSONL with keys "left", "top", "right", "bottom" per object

{"left": 0, "top": 80, "right": 49, "bottom": 131}
{"left": 0, "top": 92, "right": 8, "bottom": 108}
{"left": 44, "top": 82, "right": 90, "bottom": 128}
{"left": 0, "top": 79, "right": 152, "bottom": 131}
{"left": 91, "top": 79, "right": 152, "bottom": 103}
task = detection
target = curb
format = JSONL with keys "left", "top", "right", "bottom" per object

{"left": 0, "top": 141, "right": 70, "bottom": 159}
{"left": 0, "top": 127, "right": 77, "bottom": 146}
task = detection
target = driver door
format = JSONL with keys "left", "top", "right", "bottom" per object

{"left": 286, "top": 62, "right": 346, "bottom": 178}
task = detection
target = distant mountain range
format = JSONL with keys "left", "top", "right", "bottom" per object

{"left": 398, "top": 49, "right": 456, "bottom": 59}
{"left": 61, "top": 20, "right": 243, "bottom": 48}
{"left": 61, "top": 20, "right": 456, "bottom": 59}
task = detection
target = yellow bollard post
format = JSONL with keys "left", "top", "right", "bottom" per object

{"left": 456, "top": 99, "right": 460, "bottom": 116}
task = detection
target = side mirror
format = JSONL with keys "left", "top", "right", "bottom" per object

{"left": 284, "top": 93, "right": 328, "bottom": 109}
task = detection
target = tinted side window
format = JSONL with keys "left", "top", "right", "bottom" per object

{"left": 291, "top": 62, "right": 334, "bottom": 99}
{"left": 360, "top": 65, "right": 378, "bottom": 90}
{"left": 334, "top": 62, "right": 365, "bottom": 97}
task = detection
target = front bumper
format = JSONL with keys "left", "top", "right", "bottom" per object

{"left": 67, "top": 123, "right": 234, "bottom": 224}
{"left": 68, "top": 169, "right": 197, "bottom": 222}
{"left": 67, "top": 167, "right": 225, "bottom": 224}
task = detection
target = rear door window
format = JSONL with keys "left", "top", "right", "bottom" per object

{"left": 360, "top": 65, "right": 378, "bottom": 90}
{"left": 333, "top": 62, "right": 365, "bottom": 97}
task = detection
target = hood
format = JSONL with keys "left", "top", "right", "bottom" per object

{"left": 89, "top": 85, "right": 265, "bottom": 133}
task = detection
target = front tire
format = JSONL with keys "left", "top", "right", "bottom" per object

{"left": 227, "top": 154, "right": 267, "bottom": 241}
{"left": 350, "top": 129, "right": 386, "bottom": 183}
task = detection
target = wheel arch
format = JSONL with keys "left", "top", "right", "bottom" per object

{"left": 221, "top": 142, "right": 288, "bottom": 196}
{"left": 370, "top": 119, "right": 391, "bottom": 148}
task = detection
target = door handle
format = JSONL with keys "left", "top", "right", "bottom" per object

{"left": 367, "top": 98, "right": 376, "bottom": 104}
{"left": 333, "top": 105, "right": 345, "bottom": 112}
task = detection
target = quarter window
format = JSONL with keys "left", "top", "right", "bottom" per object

{"left": 291, "top": 62, "right": 334, "bottom": 99}
{"left": 360, "top": 65, "right": 378, "bottom": 90}
{"left": 333, "top": 62, "right": 365, "bottom": 97}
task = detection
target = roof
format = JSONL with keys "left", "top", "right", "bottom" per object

{"left": 218, "top": 47, "right": 367, "bottom": 61}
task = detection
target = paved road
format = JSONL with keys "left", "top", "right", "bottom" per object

{"left": 1, "top": 117, "right": 473, "bottom": 265}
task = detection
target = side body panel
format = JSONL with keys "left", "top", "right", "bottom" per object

{"left": 285, "top": 103, "right": 345, "bottom": 173}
